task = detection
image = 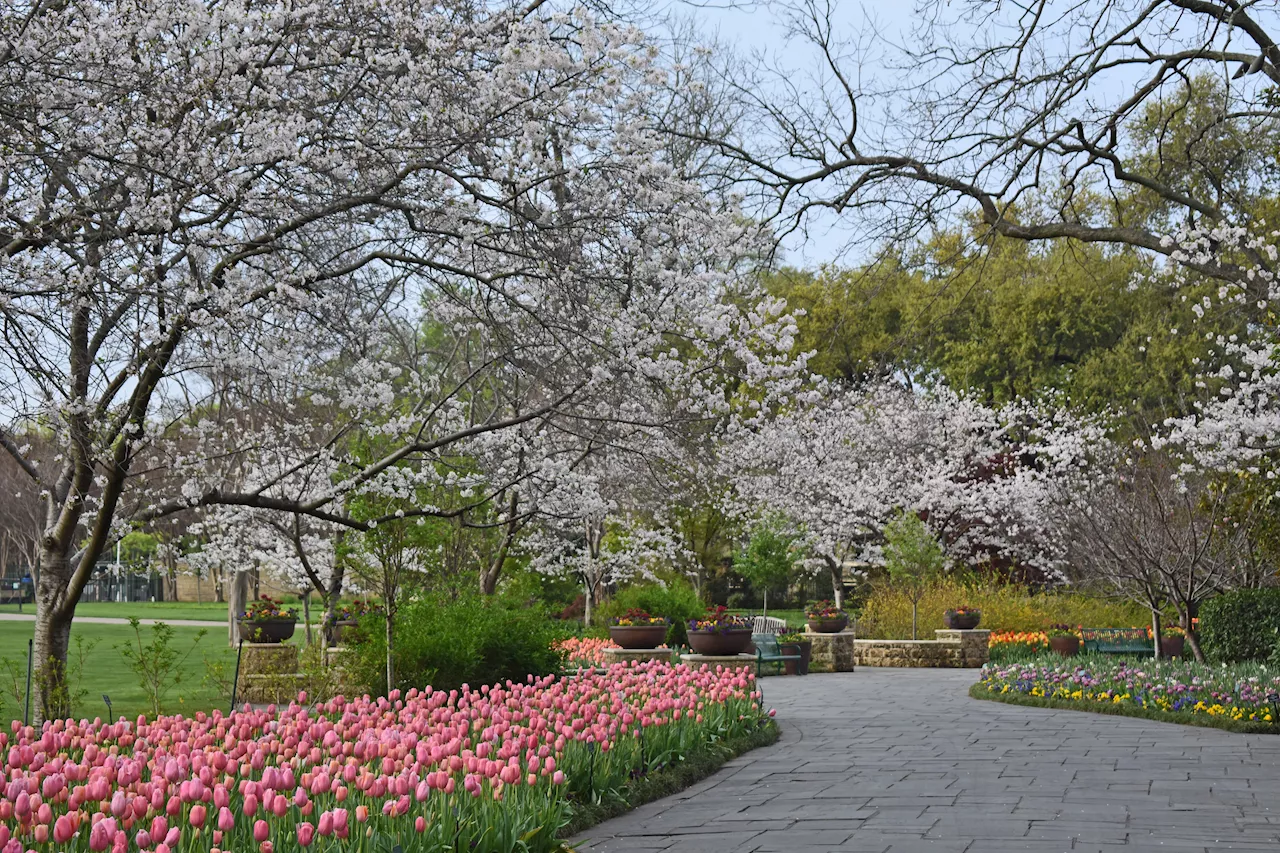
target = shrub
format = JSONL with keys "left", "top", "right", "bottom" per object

{"left": 599, "top": 578, "right": 704, "bottom": 648}
{"left": 350, "top": 591, "right": 567, "bottom": 695}
{"left": 857, "top": 576, "right": 1149, "bottom": 639}
{"left": 1199, "top": 588, "right": 1280, "bottom": 663}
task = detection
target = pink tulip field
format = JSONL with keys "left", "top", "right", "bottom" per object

{"left": 0, "top": 662, "right": 767, "bottom": 853}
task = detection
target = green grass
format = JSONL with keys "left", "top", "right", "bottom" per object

{"left": 969, "top": 682, "right": 1279, "bottom": 735}
{"left": 0, "top": 620, "right": 260, "bottom": 723}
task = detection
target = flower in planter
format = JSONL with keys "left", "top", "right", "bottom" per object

{"left": 326, "top": 598, "right": 383, "bottom": 626}
{"left": 688, "top": 605, "right": 750, "bottom": 633}
{"left": 240, "top": 596, "right": 299, "bottom": 621}
{"left": 777, "top": 632, "right": 807, "bottom": 644}
{"left": 945, "top": 606, "right": 980, "bottom": 617}
{"left": 1046, "top": 623, "right": 1080, "bottom": 638}
{"left": 805, "top": 600, "right": 847, "bottom": 621}
{"left": 612, "top": 608, "right": 669, "bottom": 627}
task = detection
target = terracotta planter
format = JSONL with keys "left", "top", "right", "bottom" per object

{"left": 945, "top": 612, "right": 981, "bottom": 630}
{"left": 779, "top": 642, "right": 802, "bottom": 675}
{"left": 1160, "top": 635, "right": 1186, "bottom": 659}
{"left": 608, "top": 624, "right": 669, "bottom": 650}
{"left": 687, "top": 628, "right": 752, "bottom": 656}
{"left": 1049, "top": 635, "right": 1080, "bottom": 657}
{"left": 807, "top": 616, "right": 849, "bottom": 634}
{"left": 796, "top": 640, "right": 812, "bottom": 675}
{"left": 238, "top": 618, "right": 296, "bottom": 644}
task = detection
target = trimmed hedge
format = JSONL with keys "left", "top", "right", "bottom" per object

{"left": 1199, "top": 588, "right": 1280, "bottom": 663}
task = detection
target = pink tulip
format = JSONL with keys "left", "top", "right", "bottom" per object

{"left": 297, "top": 823, "right": 315, "bottom": 847}
{"left": 33, "top": 824, "right": 49, "bottom": 844}
{"left": 317, "top": 812, "right": 333, "bottom": 837}
{"left": 156, "top": 846, "right": 170, "bottom": 853}
{"left": 188, "top": 805, "right": 206, "bottom": 829}
{"left": 217, "top": 807, "right": 234, "bottom": 832}
{"left": 135, "top": 829, "right": 151, "bottom": 848}
{"left": 253, "top": 820, "right": 269, "bottom": 843}
{"left": 54, "top": 815, "right": 75, "bottom": 844}
{"left": 243, "top": 793, "right": 258, "bottom": 817}
{"left": 164, "top": 828, "right": 180, "bottom": 847}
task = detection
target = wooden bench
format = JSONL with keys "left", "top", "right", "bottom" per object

{"left": 751, "top": 615, "right": 789, "bottom": 635}
{"left": 1081, "top": 628, "right": 1153, "bottom": 657}
{"left": 753, "top": 633, "right": 801, "bottom": 676}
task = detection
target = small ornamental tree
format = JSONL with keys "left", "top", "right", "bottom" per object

{"left": 735, "top": 518, "right": 800, "bottom": 614}
{"left": 882, "top": 511, "right": 946, "bottom": 640}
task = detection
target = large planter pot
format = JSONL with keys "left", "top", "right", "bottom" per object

{"left": 779, "top": 642, "right": 803, "bottom": 675}
{"left": 1049, "top": 635, "right": 1080, "bottom": 657}
{"left": 807, "top": 616, "right": 849, "bottom": 634}
{"left": 238, "top": 618, "right": 297, "bottom": 644}
{"left": 945, "top": 612, "right": 981, "bottom": 630}
{"left": 609, "top": 624, "right": 669, "bottom": 650}
{"left": 1160, "top": 635, "right": 1186, "bottom": 659}
{"left": 687, "top": 628, "right": 752, "bottom": 656}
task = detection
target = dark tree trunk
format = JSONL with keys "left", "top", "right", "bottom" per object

{"left": 33, "top": 545, "right": 73, "bottom": 721}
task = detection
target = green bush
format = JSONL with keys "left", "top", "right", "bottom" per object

{"left": 598, "top": 578, "right": 704, "bottom": 648}
{"left": 857, "top": 576, "right": 1150, "bottom": 639}
{"left": 1199, "top": 588, "right": 1280, "bottom": 663}
{"left": 350, "top": 591, "right": 568, "bottom": 695}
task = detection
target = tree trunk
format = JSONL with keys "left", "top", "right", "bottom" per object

{"left": 228, "top": 569, "right": 251, "bottom": 646}
{"left": 322, "top": 540, "right": 346, "bottom": 647}
{"left": 302, "top": 590, "right": 312, "bottom": 646}
{"left": 911, "top": 599, "right": 918, "bottom": 641}
{"left": 1150, "top": 609, "right": 1163, "bottom": 659}
{"left": 825, "top": 556, "right": 843, "bottom": 610}
{"left": 33, "top": 545, "right": 73, "bottom": 722}
{"left": 1182, "top": 612, "right": 1206, "bottom": 663}
{"left": 583, "top": 581, "right": 593, "bottom": 627}
{"left": 384, "top": 610, "right": 395, "bottom": 693}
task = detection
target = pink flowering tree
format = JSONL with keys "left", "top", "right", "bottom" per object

{"left": 0, "top": 0, "right": 806, "bottom": 719}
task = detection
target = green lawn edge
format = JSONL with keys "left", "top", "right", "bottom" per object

{"left": 561, "top": 719, "right": 780, "bottom": 840}
{"left": 969, "top": 682, "right": 1279, "bottom": 735}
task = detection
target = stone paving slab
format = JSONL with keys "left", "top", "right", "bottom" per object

{"left": 571, "top": 668, "right": 1280, "bottom": 852}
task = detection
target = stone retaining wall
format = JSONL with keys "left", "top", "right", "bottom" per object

{"left": 855, "top": 629, "right": 990, "bottom": 668}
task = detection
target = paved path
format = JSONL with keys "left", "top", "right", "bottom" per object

{"left": 573, "top": 668, "right": 1280, "bottom": 853}
{"left": 0, "top": 613, "right": 226, "bottom": 627}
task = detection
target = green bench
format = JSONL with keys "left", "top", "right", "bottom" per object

{"left": 753, "top": 633, "right": 802, "bottom": 676}
{"left": 1081, "top": 627, "right": 1153, "bottom": 657}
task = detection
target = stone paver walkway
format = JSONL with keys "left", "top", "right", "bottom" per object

{"left": 573, "top": 668, "right": 1280, "bottom": 853}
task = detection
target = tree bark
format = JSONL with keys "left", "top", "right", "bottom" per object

{"left": 228, "top": 569, "right": 251, "bottom": 646}
{"left": 33, "top": 545, "right": 73, "bottom": 720}
{"left": 825, "top": 556, "right": 844, "bottom": 610}
{"left": 1150, "top": 609, "right": 1164, "bottom": 659}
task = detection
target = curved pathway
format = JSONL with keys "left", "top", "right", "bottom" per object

{"left": 573, "top": 668, "right": 1280, "bottom": 853}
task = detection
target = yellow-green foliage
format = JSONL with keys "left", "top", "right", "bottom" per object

{"left": 857, "top": 578, "right": 1151, "bottom": 639}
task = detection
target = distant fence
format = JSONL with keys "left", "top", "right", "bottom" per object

{"left": 0, "top": 564, "right": 165, "bottom": 604}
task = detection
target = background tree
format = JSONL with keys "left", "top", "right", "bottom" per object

{"left": 735, "top": 517, "right": 801, "bottom": 614}
{"left": 881, "top": 510, "right": 947, "bottom": 640}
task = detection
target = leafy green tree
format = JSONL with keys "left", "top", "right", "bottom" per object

{"left": 735, "top": 518, "right": 801, "bottom": 614}
{"left": 882, "top": 511, "right": 947, "bottom": 640}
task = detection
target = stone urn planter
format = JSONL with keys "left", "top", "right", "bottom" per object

{"left": 795, "top": 639, "right": 813, "bottom": 675}
{"left": 329, "top": 619, "right": 359, "bottom": 646}
{"left": 238, "top": 618, "right": 297, "bottom": 644}
{"left": 780, "top": 640, "right": 813, "bottom": 675}
{"left": 608, "top": 624, "right": 670, "bottom": 650}
{"left": 1049, "top": 635, "right": 1080, "bottom": 657}
{"left": 944, "top": 611, "right": 981, "bottom": 630}
{"left": 687, "top": 628, "right": 753, "bottom": 656}
{"left": 807, "top": 616, "right": 849, "bottom": 634}
{"left": 1160, "top": 635, "right": 1185, "bottom": 659}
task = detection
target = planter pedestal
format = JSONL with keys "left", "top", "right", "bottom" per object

{"left": 602, "top": 647, "right": 673, "bottom": 666}
{"left": 236, "top": 643, "right": 302, "bottom": 705}
{"left": 803, "top": 629, "right": 857, "bottom": 672}
{"left": 680, "top": 653, "right": 756, "bottom": 673}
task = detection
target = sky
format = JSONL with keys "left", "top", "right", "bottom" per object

{"left": 678, "top": 2, "right": 923, "bottom": 267}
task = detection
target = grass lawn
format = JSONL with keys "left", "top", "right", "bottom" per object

{"left": 728, "top": 609, "right": 809, "bottom": 628}
{"left": 0, "top": 620, "right": 261, "bottom": 724}
{"left": 0, "top": 599, "right": 325, "bottom": 622}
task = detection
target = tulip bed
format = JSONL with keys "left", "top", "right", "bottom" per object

{"left": 0, "top": 662, "right": 770, "bottom": 853}
{"left": 553, "top": 637, "right": 616, "bottom": 669}
{"left": 976, "top": 656, "right": 1280, "bottom": 731}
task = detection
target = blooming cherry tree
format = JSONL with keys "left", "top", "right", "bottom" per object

{"left": 0, "top": 0, "right": 805, "bottom": 718}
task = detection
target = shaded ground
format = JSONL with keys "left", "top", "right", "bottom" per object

{"left": 573, "top": 668, "right": 1280, "bottom": 853}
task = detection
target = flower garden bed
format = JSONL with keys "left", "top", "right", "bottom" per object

{"left": 974, "top": 656, "right": 1280, "bottom": 733}
{"left": 0, "top": 661, "right": 774, "bottom": 853}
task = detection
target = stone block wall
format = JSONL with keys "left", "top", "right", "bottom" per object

{"left": 853, "top": 629, "right": 990, "bottom": 668}
{"left": 805, "top": 630, "right": 857, "bottom": 671}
